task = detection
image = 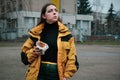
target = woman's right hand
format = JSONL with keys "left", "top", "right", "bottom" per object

{"left": 33, "top": 47, "right": 42, "bottom": 56}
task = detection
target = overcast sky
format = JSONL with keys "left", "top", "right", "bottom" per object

{"left": 89, "top": 0, "right": 120, "bottom": 13}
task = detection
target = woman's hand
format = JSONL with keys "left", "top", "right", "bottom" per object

{"left": 63, "top": 78, "right": 67, "bottom": 80}
{"left": 33, "top": 47, "right": 42, "bottom": 56}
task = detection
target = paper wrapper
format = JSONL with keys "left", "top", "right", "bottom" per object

{"left": 36, "top": 41, "right": 49, "bottom": 55}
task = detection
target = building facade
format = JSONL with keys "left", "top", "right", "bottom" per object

{"left": 0, "top": 0, "right": 93, "bottom": 41}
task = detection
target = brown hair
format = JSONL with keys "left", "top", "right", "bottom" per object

{"left": 37, "top": 3, "right": 61, "bottom": 25}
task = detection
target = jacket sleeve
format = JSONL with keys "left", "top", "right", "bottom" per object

{"left": 21, "top": 37, "right": 38, "bottom": 65}
{"left": 64, "top": 37, "right": 79, "bottom": 78}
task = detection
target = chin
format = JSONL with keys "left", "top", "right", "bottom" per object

{"left": 53, "top": 19, "right": 58, "bottom": 22}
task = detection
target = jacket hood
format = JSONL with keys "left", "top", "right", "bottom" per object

{"left": 28, "top": 21, "right": 71, "bottom": 39}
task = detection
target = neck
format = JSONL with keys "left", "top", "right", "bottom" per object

{"left": 46, "top": 21, "right": 56, "bottom": 24}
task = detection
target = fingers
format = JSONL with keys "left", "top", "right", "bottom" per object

{"left": 33, "top": 48, "right": 42, "bottom": 56}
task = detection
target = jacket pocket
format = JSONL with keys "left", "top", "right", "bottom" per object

{"left": 62, "top": 41, "right": 70, "bottom": 53}
{"left": 61, "top": 41, "right": 70, "bottom": 63}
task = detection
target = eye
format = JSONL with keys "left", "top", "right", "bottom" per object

{"left": 47, "top": 9, "right": 53, "bottom": 13}
{"left": 55, "top": 9, "right": 58, "bottom": 12}
{"left": 47, "top": 8, "right": 58, "bottom": 13}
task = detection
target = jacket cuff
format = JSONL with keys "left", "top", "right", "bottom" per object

{"left": 27, "top": 49, "right": 38, "bottom": 63}
{"left": 64, "top": 72, "right": 72, "bottom": 79}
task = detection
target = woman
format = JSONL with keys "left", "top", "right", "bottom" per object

{"left": 21, "top": 3, "right": 79, "bottom": 80}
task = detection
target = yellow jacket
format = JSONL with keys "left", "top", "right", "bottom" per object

{"left": 21, "top": 21, "right": 79, "bottom": 80}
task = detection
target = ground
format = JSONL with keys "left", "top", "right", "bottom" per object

{"left": 0, "top": 42, "right": 120, "bottom": 80}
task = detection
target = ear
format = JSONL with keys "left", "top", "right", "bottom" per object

{"left": 42, "top": 14, "right": 46, "bottom": 19}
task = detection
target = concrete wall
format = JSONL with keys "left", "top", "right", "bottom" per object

{"left": 5, "top": 11, "right": 93, "bottom": 41}
{"left": 0, "top": 0, "right": 93, "bottom": 41}
{"left": 7, "top": 11, "right": 40, "bottom": 37}
{"left": 60, "top": 0, "right": 76, "bottom": 14}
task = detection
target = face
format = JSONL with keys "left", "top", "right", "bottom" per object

{"left": 42, "top": 5, "right": 59, "bottom": 24}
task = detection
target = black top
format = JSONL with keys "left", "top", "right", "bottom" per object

{"left": 40, "top": 21, "right": 58, "bottom": 63}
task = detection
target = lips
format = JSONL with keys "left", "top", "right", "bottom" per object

{"left": 53, "top": 16, "right": 58, "bottom": 19}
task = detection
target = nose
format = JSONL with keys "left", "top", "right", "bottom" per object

{"left": 53, "top": 10, "right": 57, "bottom": 15}
{"left": 53, "top": 12, "right": 56, "bottom": 15}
